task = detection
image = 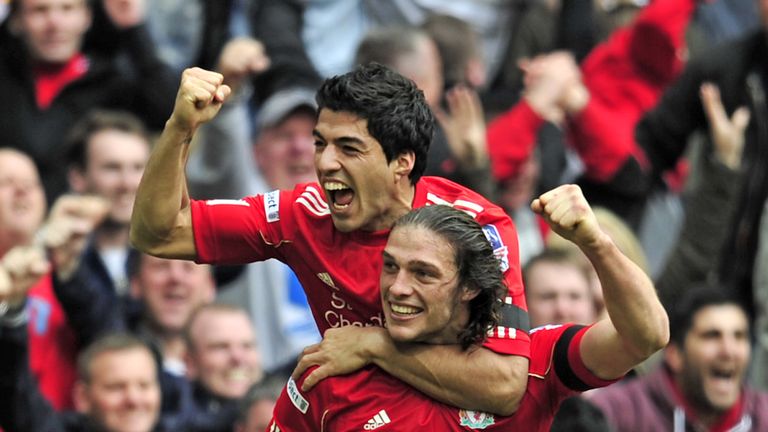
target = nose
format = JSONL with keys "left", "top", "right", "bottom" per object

{"left": 315, "top": 144, "right": 341, "bottom": 174}
{"left": 387, "top": 271, "right": 414, "bottom": 298}
{"left": 290, "top": 133, "right": 314, "bottom": 156}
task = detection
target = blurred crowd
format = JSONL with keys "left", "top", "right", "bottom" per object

{"left": 0, "top": 0, "right": 767, "bottom": 430}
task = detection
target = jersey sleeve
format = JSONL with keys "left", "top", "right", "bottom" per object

{"left": 269, "top": 368, "right": 327, "bottom": 431}
{"left": 189, "top": 189, "right": 295, "bottom": 265}
{"left": 476, "top": 206, "right": 531, "bottom": 358}
{"left": 551, "top": 325, "right": 621, "bottom": 392}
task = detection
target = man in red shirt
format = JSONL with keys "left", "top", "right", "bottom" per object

{"left": 269, "top": 184, "right": 669, "bottom": 431}
{"left": 130, "top": 64, "right": 529, "bottom": 414}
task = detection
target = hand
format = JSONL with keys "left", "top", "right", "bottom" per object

{"left": 42, "top": 195, "right": 110, "bottom": 281}
{"left": 435, "top": 86, "right": 488, "bottom": 169}
{"left": 216, "top": 37, "right": 270, "bottom": 93}
{"left": 170, "top": 68, "right": 232, "bottom": 131}
{"left": 531, "top": 184, "right": 605, "bottom": 250}
{"left": 0, "top": 246, "right": 49, "bottom": 309}
{"left": 521, "top": 51, "right": 582, "bottom": 123}
{"left": 291, "top": 326, "right": 388, "bottom": 391}
{"left": 102, "top": 0, "right": 146, "bottom": 29}
{"left": 700, "top": 82, "right": 749, "bottom": 170}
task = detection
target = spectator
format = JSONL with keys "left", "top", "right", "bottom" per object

{"left": 591, "top": 286, "right": 768, "bottom": 431}
{"left": 0, "top": 148, "right": 109, "bottom": 409}
{"left": 0, "top": 0, "right": 175, "bottom": 202}
{"left": 128, "top": 253, "right": 216, "bottom": 376}
{"left": 355, "top": 26, "right": 495, "bottom": 199}
{"left": 523, "top": 248, "right": 596, "bottom": 328}
{"left": 173, "top": 304, "right": 263, "bottom": 431}
{"left": 629, "top": 0, "right": 768, "bottom": 392}
{"left": 0, "top": 262, "right": 162, "bottom": 432}
{"left": 233, "top": 378, "right": 281, "bottom": 432}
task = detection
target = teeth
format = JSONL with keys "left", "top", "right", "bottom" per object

{"left": 391, "top": 304, "right": 420, "bottom": 315}
{"left": 324, "top": 181, "right": 349, "bottom": 191}
{"left": 225, "top": 369, "right": 251, "bottom": 382}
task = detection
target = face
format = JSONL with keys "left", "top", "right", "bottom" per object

{"left": 761, "top": 0, "right": 768, "bottom": 28}
{"left": 131, "top": 255, "right": 215, "bottom": 334}
{"left": 395, "top": 36, "right": 444, "bottom": 109}
{"left": 525, "top": 260, "right": 595, "bottom": 328}
{"left": 187, "top": 310, "right": 263, "bottom": 399}
{"left": 14, "top": 0, "right": 91, "bottom": 64}
{"left": 236, "top": 398, "right": 276, "bottom": 432}
{"left": 76, "top": 348, "right": 160, "bottom": 432}
{"left": 670, "top": 305, "right": 751, "bottom": 414}
{"left": 254, "top": 111, "right": 317, "bottom": 190}
{"left": 314, "top": 109, "right": 414, "bottom": 233}
{"left": 0, "top": 150, "right": 47, "bottom": 250}
{"left": 71, "top": 129, "right": 149, "bottom": 225}
{"left": 380, "top": 226, "right": 474, "bottom": 344}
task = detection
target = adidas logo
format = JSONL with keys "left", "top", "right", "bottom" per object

{"left": 363, "top": 409, "right": 391, "bottom": 430}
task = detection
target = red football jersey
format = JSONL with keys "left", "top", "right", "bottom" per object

{"left": 191, "top": 176, "right": 529, "bottom": 356}
{"left": 268, "top": 324, "right": 617, "bottom": 432}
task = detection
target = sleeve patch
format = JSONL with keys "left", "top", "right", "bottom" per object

{"left": 264, "top": 190, "right": 280, "bottom": 222}
{"left": 205, "top": 199, "right": 250, "bottom": 206}
{"left": 481, "top": 224, "right": 510, "bottom": 272}
{"left": 286, "top": 377, "right": 309, "bottom": 414}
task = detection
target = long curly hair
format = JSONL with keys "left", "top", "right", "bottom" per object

{"left": 392, "top": 205, "right": 506, "bottom": 349}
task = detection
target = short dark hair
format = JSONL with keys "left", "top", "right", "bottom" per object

{"left": 183, "top": 303, "right": 250, "bottom": 353}
{"left": 77, "top": 333, "right": 155, "bottom": 384}
{"left": 392, "top": 205, "right": 506, "bottom": 349}
{"left": 315, "top": 63, "right": 434, "bottom": 184}
{"left": 65, "top": 109, "right": 150, "bottom": 171}
{"left": 522, "top": 248, "right": 592, "bottom": 294}
{"left": 668, "top": 285, "right": 749, "bottom": 347}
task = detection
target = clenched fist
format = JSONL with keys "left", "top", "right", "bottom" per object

{"left": 169, "top": 68, "right": 232, "bottom": 131}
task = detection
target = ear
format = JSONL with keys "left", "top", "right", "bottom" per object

{"left": 392, "top": 151, "right": 415, "bottom": 182}
{"left": 129, "top": 277, "right": 143, "bottom": 299}
{"left": 184, "top": 350, "right": 199, "bottom": 380}
{"left": 68, "top": 167, "right": 88, "bottom": 194}
{"left": 72, "top": 381, "right": 91, "bottom": 414}
{"left": 460, "top": 285, "right": 480, "bottom": 302}
{"left": 664, "top": 344, "right": 683, "bottom": 374}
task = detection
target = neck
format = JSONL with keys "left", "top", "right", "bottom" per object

{"left": 369, "top": 182, "right": 416, "bottom": 232}
{"left": 159, "top": 334, "right": 187, "bottom": 363}
{"left": 94, "top": 221, "right": 130, "bottom": 250}
{"left": 0, "top": 232, "right": 32, "bottom": 258}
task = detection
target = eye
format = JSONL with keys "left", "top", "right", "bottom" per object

{"left": 313, "top": 140, "right": 326, "bottom": 149}
{"left": 342, "top": 145, "right": 359, "bottom": 154}
{"left": 382, "top": 260, "right": 398, "bottom": 273}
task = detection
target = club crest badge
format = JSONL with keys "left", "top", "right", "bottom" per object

{"left": 459, "top": 410, "right": 495, "bottom": 429}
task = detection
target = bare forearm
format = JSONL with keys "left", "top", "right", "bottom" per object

{"left": 582, "top": 236, "right": 669, "bottom": 360}
{"left": 130, "top": 119, "right": 196, "bottom": 258}
{"left": 371, "top": 341, "right": 527, "bottom": 415}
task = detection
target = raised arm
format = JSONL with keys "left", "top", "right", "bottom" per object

{"left": 531, "top": 185, "right": 669, "bottom": 380}
{"left": 293, "top": 326, "right": 527, "bottom": 415}
{"left": 129, "top": 68, "right": 231, "bottom": 259}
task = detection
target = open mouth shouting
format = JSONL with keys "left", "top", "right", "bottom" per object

{"left": 324, "top": 181, "right": 355, "bottom": 211}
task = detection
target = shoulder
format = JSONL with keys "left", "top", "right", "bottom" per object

{"left": 290, "top": 182, "right": 332, "bottom": 220}
{"left": 418, "top": 176, "right": 498, "bottom": 216}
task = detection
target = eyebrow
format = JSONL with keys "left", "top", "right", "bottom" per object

{"left": 312, "top": 129, "right": 366, "bottom": 146}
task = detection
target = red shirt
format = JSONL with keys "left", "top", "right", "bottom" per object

{"left": 269, "top": 324, "right": 617, "bottom": 431}
{"left": 191, "top": 176, "right": 529, "bottom": 356}
{"left": 27, "top": 273, "right": 78, "bottom": 410}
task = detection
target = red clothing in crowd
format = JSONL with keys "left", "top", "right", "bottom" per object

{"left": 26, "top": 273, "right": 78, "bottom": 410}
{"left": 269, "top": 324, "right": 617, "bottom": 431}
{"left": 191, "top": 177, "right": 530, "bottom": 356}
{"left": 487, "top": 0, "right": 696, "bottom": 183}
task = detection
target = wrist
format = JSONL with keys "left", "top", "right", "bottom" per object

{"left": 365, "top": 327, "right": 394, "bottom": 364}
